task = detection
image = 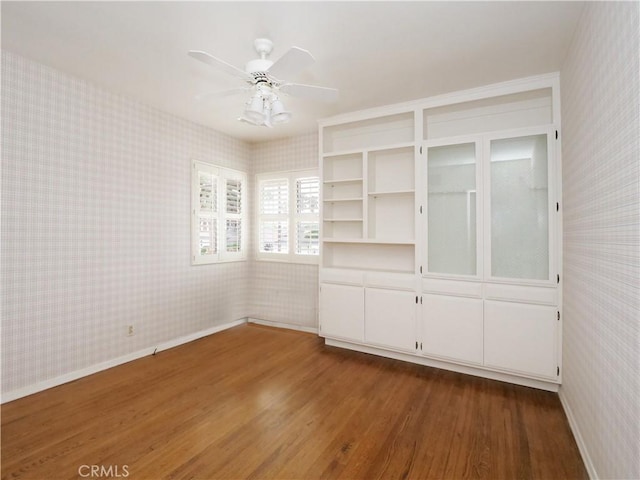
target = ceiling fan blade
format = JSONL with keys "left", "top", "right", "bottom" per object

{"left": 188, "top": 50, "right": 252, "bottom": 82}
{"left": 268, "top": 47, "right": 315, "bottom": 80}
{"left": 280, "top": 83, "right": 339, "bottom": 102}
{"left": 195, "top": 87, "right": 250, "bottom": 101}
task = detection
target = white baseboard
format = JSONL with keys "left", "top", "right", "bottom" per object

{"left": 325, "top": 338, "right": 560, "bottom": 392}
{"left": 247, "top": 317, "right": 318, "bottom": 335}
{"left": 558, "top": 388, "right": 598, "bottom": 479}
{"left": 1, "top": 318, "right": 247, "bottom": 404}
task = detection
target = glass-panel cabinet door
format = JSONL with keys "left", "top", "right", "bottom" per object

{"left": 489, "top": 133, "right": 551, "bottom": 281}
{"left": 426, "top": 141, "right": 480, "bottom": 276}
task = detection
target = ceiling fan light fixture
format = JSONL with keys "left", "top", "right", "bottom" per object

{"left": 270, "top": 98, "right": 292, "bottom": 125}
{"left": 243, "top": 94, "right": 266, "bottom": 124}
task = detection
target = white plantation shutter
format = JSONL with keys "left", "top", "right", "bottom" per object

{"left": 296, "top": 221, "right": 319, "bottom": 255}
{"left": 257, "top": 170, "right": 319, "bottom": 263}
{"left": 192, "top": 161, "right": 246, "bottom": 264}
{"left": 226, "top": 219, "right": 241, "bottom": 253}
{"left": 199, "top": 217, "right": 217, "bottom": 256}
{"left": 260, "top": 178, "right": 289, "bottom": 215}
{"left": 296, "top": 177, "right": 319, "bottom": 214}
{"left": 196, "top": 169, "right": 218, "bottom": 258}
{"left": 199, "top": 172, "right": 217, "bottom": 213}
{"left": 259, "top": 177, "right": 289, "bottom": 253}
{"left": 225, "top": 178, "right": 243, "bottom": 256}
{"left": 295, "top": 177, "right": 319, "bottom": 255}
{"left": 226, "top": 179, "right": 242, "bottom": 214}
{"left": 260, "top": 220, "right": 289, "bottom": 253}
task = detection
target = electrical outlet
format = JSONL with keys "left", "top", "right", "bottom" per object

{"left": 127, "top": 325, "right": 134, "bottom": 336}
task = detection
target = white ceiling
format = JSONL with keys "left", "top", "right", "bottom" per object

{"left": 1, "top": 1, "right": 585, "bottom": 143}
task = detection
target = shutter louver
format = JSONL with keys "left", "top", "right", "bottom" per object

{"left": 197, "top": 170, "right": 217, "bottom": 256}
{"left": 226, "top": 179, "right": 242, "bottom": 214}
{"left": 260, "top": 178, "right": 289, "bottom": 215}
{"left": 296, "top": 177, "right": 319, "bottom": 214}
{"left": 296, "top": 221, "right": 319, "bottom": 255}
{"left": 259, "top": 178, "right": 289, "bottom": 253}
{"left": 295, "top": 177, "right": 319, "bottom": 255}
{"left": 226, "top": 219, "right": 241, "bottom": 253}
{"left": 260, "top": 221, "right": 289, "bottom": 253}
{"left": 199, "top": 172, "right": 217, "bottom": 212}
{"left": 199, "top": 216, "right": 217, "bottom": 255}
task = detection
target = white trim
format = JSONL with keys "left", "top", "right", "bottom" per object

{"left": 247, "top": 317, "right": 319, "bottom": 334}
{"left": 319, "top": 72, "right": 560, "bottom": 128}
{"left": 324, "top": 338, "right": 559, "bottom": 392}
{"left": 1, "top": 318, "right": 247, "bottom": 404}
{"left": 558, "top": 389, "right": 598, "bottom": 479}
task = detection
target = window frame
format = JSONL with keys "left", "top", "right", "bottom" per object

{"left": 256, "top": 169, "right": 320, "bottom": 264}
{"left": 192, "top": 160, "right": 247, "bottom": 265}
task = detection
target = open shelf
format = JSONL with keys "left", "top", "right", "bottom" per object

{"left": 321, "top": 113, "right": 416, "bottom": 263}
{"left": 368, "top": 190, "right": 415, "bottom": 196}
{"left": 324, "top": 218, "right": 364, "bottom": 222}
{"left": 323, "top": 185, "right": 362, "bottom": 201}
{"left": 323, "top": 178, "right": 363, "bottom": 185}
{"left": 367, "top": 146, "right": 415, "bottom": 194}
{"left": 323, "top": 242, "right": 415, "bottom": 273}
{"left": 323, "top": 152, "right": 363, "bottom": 183}
{"left": 322, "top": 238, "right": 415, "bottom": 245}
{"left": 367, "top": 194, "right": 415, "bottom": 242}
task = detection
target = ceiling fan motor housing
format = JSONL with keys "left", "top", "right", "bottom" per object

{"left": 246, "top": 38, "right": 274, "bottom": 75}
{"left": 245, "top": 59, "right": 274, "bottom": 76}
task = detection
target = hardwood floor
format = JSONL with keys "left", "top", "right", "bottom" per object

{"left": 2, "top": 324, "right": 587, "bottom": 480}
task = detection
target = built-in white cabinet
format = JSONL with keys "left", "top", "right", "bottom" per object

{"left": 319, "top": 73, "right": 562, "bottom": 391}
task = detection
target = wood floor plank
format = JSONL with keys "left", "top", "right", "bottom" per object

{"left": 1, "top": 324, "right": 588, "bottom": 480}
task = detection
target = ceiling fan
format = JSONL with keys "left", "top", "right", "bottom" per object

{"left": 189, "top": 38, "right": 339, "bottom": 127}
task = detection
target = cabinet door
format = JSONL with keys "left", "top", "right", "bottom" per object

{"left": 425, "top": 140, "right": 480, "bottom": 277}
{"left": 487, "top": 132, "right": 554, "bottom": 281}
{"left": 319, "top": 283, "right": 364, "bottom": 342}
{"left": 484, "top": 300, "right": 557, "bottom": 379}
{"left": 365, "top": 288, "right": 416, "bottom": 353}
{"left": 422, "top": 294, "right": 483, "bottom": 365}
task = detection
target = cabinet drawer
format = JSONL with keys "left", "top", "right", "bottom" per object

{"left": 319, "top": 268, "right": 364, "bottom": 286}
{"left": 365, "top": 271, "right": 415, "bottom": 290}
{"left": 484, "top": 283, "right": 557, "bottom": 305}
{"left": 422, "top": 278, "right": 483, "bottom": 298}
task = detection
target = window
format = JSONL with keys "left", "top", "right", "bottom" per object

{"left": 192, "top": 161, "right": 247, "bottom": 264}
{"left": 257, "top": 169, "right": 319, "bottom": 263}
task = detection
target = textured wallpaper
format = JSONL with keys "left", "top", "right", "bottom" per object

{"left": 1, "top": 51, "right": 252, "bottom": 395}
{"left": 560, "top": 2, "right": 640, "bottom": 479}
{"left": 248, "top": 133, "right": 320, "bottom": 330}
